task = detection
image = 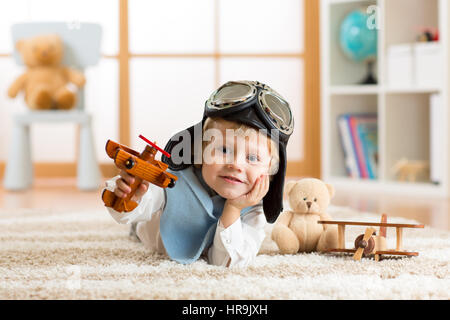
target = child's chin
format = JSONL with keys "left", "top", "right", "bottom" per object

{"left": 217, "top": 189, "right": 243, "bottom": 200}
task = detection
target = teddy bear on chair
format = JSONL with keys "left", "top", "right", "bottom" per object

{"left": 7, "top": 33, "right": 86, "bottom": 110}
{"left": 271, "top": 178, "right": 338, "bottom": 254}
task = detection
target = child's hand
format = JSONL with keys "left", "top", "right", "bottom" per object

{"left": 114, "top": 170, "right": 149, "bottom": 202}
{"left": 225, "top": 174, "right": 270, "bottom": 211}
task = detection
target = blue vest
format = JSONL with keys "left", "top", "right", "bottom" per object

{"left": 159, "top": 166, "right": 254, "bottom": 264}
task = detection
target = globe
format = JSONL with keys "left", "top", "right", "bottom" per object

{"left": 339, "top": 9, "right": 378, "bottom": 84}
{"left": 340, "top": 9, "right": 377, "bottom": 62}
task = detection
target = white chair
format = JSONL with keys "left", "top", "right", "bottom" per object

{"left": 4, "top": 22, "right": 102, "bottom": 191}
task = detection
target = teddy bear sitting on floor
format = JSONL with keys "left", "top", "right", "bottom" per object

{"left": 271, "top": 178, "right": 338, "bottom": 254}
{"left": 7, "top": 34, "right": 86, "bottom": 110}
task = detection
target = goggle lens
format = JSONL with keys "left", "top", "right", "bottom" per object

{"left": 260, "top": 92, "right": 293, "bottom": 134}
{"left": 211, "top": 82, "right": 254, "bottom": 106}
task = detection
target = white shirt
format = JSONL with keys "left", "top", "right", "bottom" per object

{"left": 104, "top": 176, "right": 267, "bottom": 267}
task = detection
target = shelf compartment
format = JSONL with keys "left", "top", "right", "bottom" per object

{"left": 329, "top": 94, "right": 378, "bottom": 179}
{"left": 384, "top": 93, "right": 432, "bottom": 183}
{"left": 328, "top": 0, "right": 378, "bottom": 86}
{"left": 384, "top": 0, "right": 439, "bottom": 47}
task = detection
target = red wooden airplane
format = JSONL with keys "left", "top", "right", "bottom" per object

{"left": 102, "top": 135, "right": 178, "bottom": 213}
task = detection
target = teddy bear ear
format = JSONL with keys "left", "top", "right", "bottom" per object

{"left": 326, "top": 183, "right": 335, "bottom": 198}
{"left": 284, "top": 180, "right": 297, "bottom": 197}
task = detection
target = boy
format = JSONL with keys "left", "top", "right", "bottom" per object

{"left": 104, "top": 80, "right": 294, "bottom": 267}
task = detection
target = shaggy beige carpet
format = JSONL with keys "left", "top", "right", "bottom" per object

{"left": 0, "top": 205, "right": 449, "bottom": 300}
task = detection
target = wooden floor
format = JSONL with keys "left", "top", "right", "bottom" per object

{"left": 0, "top": 178, "right": 449, "bottom": 231}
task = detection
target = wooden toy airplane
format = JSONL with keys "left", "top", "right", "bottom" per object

{"left": 101, "top": 134, "right": 178, "bottom": 213}
{"left": 318, "top": 214, "right": 424, "bottom": 261}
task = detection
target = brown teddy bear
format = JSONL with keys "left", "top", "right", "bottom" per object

{"left": 271, "top": 178, "right": 338, "bottom": 254}
{"left": 7, "top": 34, "right": 86, "bottom": 110}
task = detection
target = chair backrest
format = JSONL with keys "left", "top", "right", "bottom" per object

{"left": 11, "top": 22, "right": 102, "bottom": 110}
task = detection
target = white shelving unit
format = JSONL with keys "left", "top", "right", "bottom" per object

{"left": 320, "top": 0, "right": 450, "bottom": 197}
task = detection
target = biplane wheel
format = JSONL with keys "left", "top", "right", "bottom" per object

{"left": 354, "top": 233, "right": 376, "bottom": 255}
{"left": 168, "top": 178, "right": 175, "bottom": 188}
{"left": 125, "top": 157, "right": 135, "bottom": 169}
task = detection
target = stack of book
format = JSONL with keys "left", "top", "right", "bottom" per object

{"left": 337, "top": 113, "right": 378, "bottom": 179}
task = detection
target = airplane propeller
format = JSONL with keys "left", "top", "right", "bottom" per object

{"left": 353, "top": 227, "right": 376, "bottom": 261}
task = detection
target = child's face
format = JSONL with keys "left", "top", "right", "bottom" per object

{"left": 201, "top": 121, "right": 273, "bottom": 200}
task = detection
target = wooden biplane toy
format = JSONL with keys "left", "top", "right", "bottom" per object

{"left": 318, "top": 214, "right": 424, "bottom": 261}
{"left": 102, "top": 134, "right": 178, "bottom": 213}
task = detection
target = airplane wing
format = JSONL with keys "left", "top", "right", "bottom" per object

{"left": 114, "top": 149, "right": 177, "bottom": 188}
